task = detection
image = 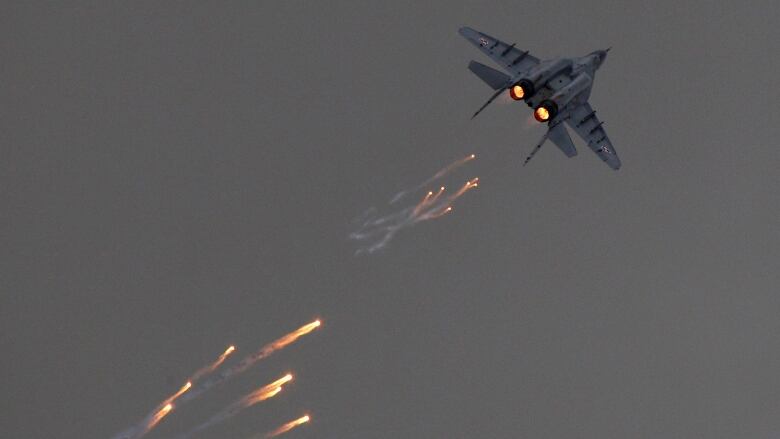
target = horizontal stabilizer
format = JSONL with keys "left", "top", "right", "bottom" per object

{"left": 548, "top": 123, "right": 577, "bottom": 158}
{"left": 468, "top": 61, "right": 510, "bottom": 90}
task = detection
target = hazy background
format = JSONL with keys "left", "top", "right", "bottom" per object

{"left": 2, "top": 2, "right": 779, "bottom": 438}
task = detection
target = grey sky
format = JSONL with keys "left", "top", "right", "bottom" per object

{"left": 2, "top": 2, "right": 779, "bottom": 438}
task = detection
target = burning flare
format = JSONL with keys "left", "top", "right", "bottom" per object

{"left": 266, "top": 415, "right": 311, "bottom": 438}
{"left": 127, "top": 382, "right": 189, "bottom": 438}
{"left": 259, "top": 386, "right": 282, "bottom": 400}
{"left": 429, "top": 154, "right": 476, "bottom": 183}
{"left": 453, "top": 178, "right": 479, "bottom": 197}
{"left": 145, "top": 404, "right": 173, "bottom": 432}
{"left": 164, "top": 381, "right": 192, "bottom": 405}
{"left": 240, "top": 374, "right": 293, "bottom": 408}
{"left": 425, "top": 206, "right": 452, "bottom": 220}
{"left": 172, "top": 374, "right": 294, "bottom": 439}
{"left": 112, "top": 322, "right": 322, "bottom": 439}
{"left": 413, "top": 186, "right": 445, "bottom": 216}
{"left": 172, "top": 320, "right": 321, "bottom": 408}
{"left": 350, "top": 154, "right": 480, "bottom": 254}
{"left": 262, "top": 321, "right": 321, "bottom": 355}
{"left": 213, "top": 345, "right": 236, "bottom": 369}
{"left": 430, "top": 186, "right": 446, "bottom": 203}
{"left": 190, "top": 345, "right": 237, "bottom": 382}
{"left": 389, "top": 153, "right": 475, "bottom": 204}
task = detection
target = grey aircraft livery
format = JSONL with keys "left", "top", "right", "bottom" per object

{"left": 459, "top": 26, "right": 621, "bottom": 170}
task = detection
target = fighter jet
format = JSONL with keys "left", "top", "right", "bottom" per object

{"left": 459, "top": 26, "right": 621, "bottom": 170}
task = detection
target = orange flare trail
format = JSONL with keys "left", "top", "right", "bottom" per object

{"left": 410, "top": 153, "right": 477, "bottom": 194}
{"left": 243, "top": 384, "right": 283, "bottom": 407}
{"left": 265, "top": 415, "right": 311, "bottom": 438}
{"left": 145, "top": 403, "right": 173, "bottom": 432}
{"left": 205, "top": 345, "right": 236, "bottom": 374}
{"left": 126, "top": 381, "right": 188, "bottom": 439}
{"left": 136, "top": 344, "right": 233, "bottom": 437}
{"left": 412, "top": 191, "right": 434, "bottom": 216}
{"left": 194, "top": 320, "right": 320, "bottom": 397}
{"left": 429, "top": 186, "right": 446, "bottom": 204}
{"left": 453, "top": 178, "right": 479, "bottom": 198}
{"left": 260, "top": 320, "right": 321, "bottom": 357}
{"left": 172, "top": 375, "right": 292, "bottom": 439}
{"left": 242, "top": 373, "right": 293, "bottom": 407}
{"left": 412, "top": 186, "right": 444, "bottom": 216}
{"left": 427, "top": 206, "right": 453, "bottom": 220}
{"left": 164, "top": 381, "right": 191, "bottom": 405}
{"left": 190, "top": 345, "right": 237, "bottom": 383}
{"left": 259, "top": 386, "right": 282, "bottom": 400}
{"left": 267, "top": 373, "right": 294, "bottom": 389}
{"left": 430, "top": 153, "right": 476, "bottom": 180}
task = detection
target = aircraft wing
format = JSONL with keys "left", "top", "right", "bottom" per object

{"left": 565, "top": 103, "right": 621, "bottom": 170}
{"left": 458, "top": 27, "right": 539, "bottom": 75}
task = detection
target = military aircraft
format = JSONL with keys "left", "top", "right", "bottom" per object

{"left": 459, "top": 26, "right": 621, "bottom": 170}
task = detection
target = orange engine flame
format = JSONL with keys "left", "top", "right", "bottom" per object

{"left": 509, "top": 84, "right": 525, "bottom": 100}
{"left": 266, "top": 415, "right": 311, "bottom": 438}
{"left": 534, "top": 106, "right": 550, "bottom": 122}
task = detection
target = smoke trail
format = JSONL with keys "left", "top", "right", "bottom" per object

{"left": 350, "top": 166, "right": 479, "bottom": 254}
{"left": 174, "top": 374, "right": 293, "bottom": 439}
{"left": 189, "top": 345, "right": 235, "bottom": 383}
{"left": 389, "top": 154, "right": 475, "bottom": 204}
{"left": 110, "top": 344, "right": 239, "bottom": 439}
{"left": 112, "top": 321, "right": 320, "bottom": 439}
{"left": 145, "top": 404, "right": 173, "bottom": 432}
{"left": 263, "top": 415, "right": 311, "bottom": 438}
{"left": 176, "top": 321, "right": 321, "bottom": 405}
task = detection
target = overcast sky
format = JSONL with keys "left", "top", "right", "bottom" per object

{"left": 2, "top": 2, "right": 779, "bottom": 438}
